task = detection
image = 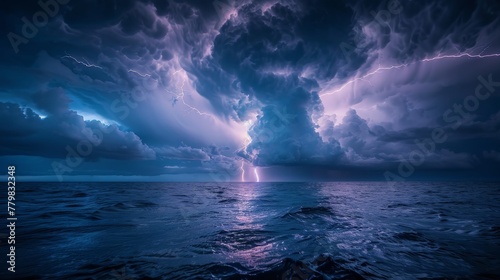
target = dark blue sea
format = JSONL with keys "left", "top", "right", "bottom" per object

{"left": 2, "top": 182, "right": 500, "bottom": 279}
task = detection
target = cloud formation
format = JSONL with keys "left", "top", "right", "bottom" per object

{"left": 0, "top": 0, "right": 499, "bottom": 181}
{"left": 0, "top": 100, "right": 155, "bottom": 160}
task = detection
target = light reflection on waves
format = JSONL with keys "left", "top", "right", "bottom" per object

{"left": 8, "top": 181, "right": 500, "bottom": 279}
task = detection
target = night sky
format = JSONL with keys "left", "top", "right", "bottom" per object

{"left": 1, "top": 0, "right": 500, "bottom": 182}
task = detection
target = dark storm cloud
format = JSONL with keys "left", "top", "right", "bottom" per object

{"left": 185, "top": 0, "right": 359, "bottom": 166}
{"left": 187, "top": 0, "right": 500, "bottom": 171}
{"left": 321, "top": 106, "right": 500, "bottom": 169}
{"left": 0, "top": 101, "right": 155, "bottom": 160}
{"left": 246, "top": 104, "right": 343, "bottom": 166}
{"left": 312, "top": 0, "right": 500, "bottom": 172}
{"left": 347, "top": 0, "right": 500, "bottom": 62}
{"left": 31, "top": 88, "right": 71, "bottom": 115}
{"left": 155, "top": 146, "right": 210, "bottom": 161}
{"left": 1, "top": 0, "right": 500, "bottom": 180}
{"left": 190, "top": 0, "right": 358, "bottom": 107}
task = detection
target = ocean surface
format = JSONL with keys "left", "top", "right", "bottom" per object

{"left": 2, "top": 182, "right": 500, "bottom": 279}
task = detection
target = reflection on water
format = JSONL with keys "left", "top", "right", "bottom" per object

{"left": 224, "top": 184, "right": 272, "bottom": 268}
{"left": 2, "top": 182, "right": 500, "bottom": 279}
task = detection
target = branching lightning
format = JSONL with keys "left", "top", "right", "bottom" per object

{"left": 421, "top": 52, "right": 500, "bottom": 62}
{"left": 169, "top": 69, "right": 259, "bottom": 182}
{"left": 169, "top": 70, "right": 216, "bottom": 119}
{"left": 320, "top": 51, "right": 500, "bottom": 97}
{"left": 61, "top": 55, "right": 103, "bottom": 69}
{"left": 60, "top": 56, "right": 215, "bottom": 119}
{"left": 128, "top": 69, "right": 151, "bottom": 78}
{"left": 60, "top": 54, "right": 265, "bottom": 183}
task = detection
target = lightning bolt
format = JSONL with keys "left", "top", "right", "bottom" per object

{"left": 320, "top": 51, "right": 500, "bottom": 97}
{"left": 61, "top": 55, "right": 257, "bottom": 182}
{"left": 237, "top": 138, "right": 250, "bottom": 183}
{"left": 169, "top": 69, "right": 257, "bottom": 182}
{"left": 169, "top": 70, "right": 216, "bottom": 119}
{"left": 237, "top": 119, "right": 263, "bottom": 182}
{"left": 240, "top": 161, "right": 245, "bottom": 182}
{"left": 254, "top": 167, "right": 260, "bottom": 182}
{"left": 170, "top": 69, "right": 258, "bottom": 182}
{"left": 61, "top": 55, "right": 103, "bottom": 69}
{"left": 128, "top": 69, "right": 151, "bottom": 78}
{"left": 421, "top": 52, "right": 500, "bottom": 62}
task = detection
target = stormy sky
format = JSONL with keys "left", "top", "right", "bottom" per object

{"left": 1, "top": 0, "right": 500, "bottom": 182}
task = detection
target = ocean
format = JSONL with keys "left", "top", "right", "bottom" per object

{"left": 2, "top": 182, "right": 500, "bottom": 279}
